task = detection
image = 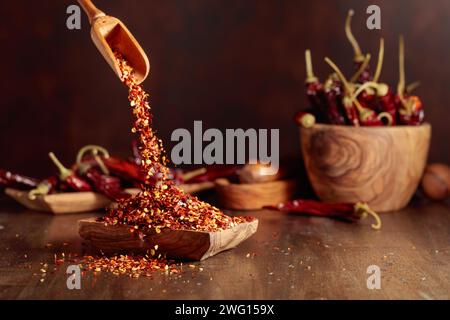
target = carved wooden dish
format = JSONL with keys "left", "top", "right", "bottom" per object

{"left": 5, "top": 182, "right": 214, "bottom": 214}
{"left": 215, "top": 178, "right": 298, "bottom": 210}
{"left": 78, "top": 217, "right": 259, "bottom": 261}
{"left": 300, "top": 123, "right": 431, "bottom": 212}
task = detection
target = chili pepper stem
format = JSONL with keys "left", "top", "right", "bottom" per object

{"left": 93, "top": 152, "right": 110, "bottom": 175}
{"left": 406, "top": 81, "right": 421, "bottom": 94}
{"left": 377, "top": 112, "right": 394, "bottom": 126}
{"left": 48, "top": 152, "right": 71, "bottom": 181}
{"left": 373, "top": 38, "right": 385, "bottom": 82}
{"left": 325, "top": 57, "right": 368, "bottom": 121}
{"left": 300, "top": 113, "right": 316, "bottom": 128}
{"left": 182, "top": 168, "right": 207, "bottom": 181}
{"left": 354, "top": 203, "right": 382, "bottom": 230}
{"left": 76, "top": 145, "right": 111, "bottom": 175}
{"left": 350, "top": 53, "right": 371, "bottom": 83}
{"left": 305, "top": 49, "right": 318, "bottom": 83}
{"left": 28, "top": 184, "right": 51, "bottom": 200}
{"left": 345, "top": 9, "right": 365, "bottom": 63}
{"left": 397, "top": 35, "right": 411, "bottom": 114}
{"left": 352, "top": 81, "right": 387, "bottom": 100}
{"left": 76, "top": 145, "right": 110, "bottom": 165}
{"left": 324, "top": 57, "right": 351, "bottom": 95}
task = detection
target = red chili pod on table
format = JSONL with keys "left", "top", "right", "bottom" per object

{"left": 264, "top": 199, "right": 381, "bottom": 230}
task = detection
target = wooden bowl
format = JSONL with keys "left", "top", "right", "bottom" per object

{"left": 215, "top": 178, "right": 298, "bottom": 210}
{"left": 300, "top": 123, "right": 431, "bottom": 212}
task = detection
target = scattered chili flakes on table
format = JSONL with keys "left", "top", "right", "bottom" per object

{"left": 82, "top": 255, "right": 180, "bottom": 277}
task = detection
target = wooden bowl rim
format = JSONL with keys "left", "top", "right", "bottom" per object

{"left": 299, "top": 122, "right": 431, "bottom": 131}
{"left": 215, "top": 178, "right": 296, "bottom": 189}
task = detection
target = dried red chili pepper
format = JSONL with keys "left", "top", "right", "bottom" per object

{"left": 355, "top": 39, "right": 384, "bottom": 112}
{"left": 0, "top": 169, "right": 39, "bottom": 191}
{"left": 264, "top": 199, "right": 381, "bottom": 230}
{"left": 304, "top": 50, "right": 328, "bottom": 122}
{"left": 350, "top": 54, "right": 371, "bottom": 84}
{"left": 324, "top": 58, "right": 361, "bottom": 126}
{"left": 28, "top": 176, "right": 58, "bottom": 199}
{"left": 345, "top": 9, "right": 372, "bottom": 83}
{"left": 103, "top": 157, "right": 146, "bottom": 185}
{"left": 76, "top": 146, "right": 130, "bottom": 201}
{"left": 75, "top": 145, "right": 145, "bottom": 186}
{"left": 347, "top": 39, "right": 395, "bottom": 126}
{"left": 83, "top": 167, "right": 130, "bottom": 201}
{"left": 325, "top": 57, "right": 392, "bottom": 126}
{"left": 48, "top": 152, "right": 92, "bottom": 192}
{"left": 352, "top": 82, "right": 394, "bottom": 126}
{"left": 396, "top": 36, "right": 425, "bottom": 125}
{"left": 323, "top": 74, "right": 347, "bottom": 125}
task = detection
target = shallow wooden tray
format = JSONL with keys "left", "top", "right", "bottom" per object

{"left": 215, "top": 178, "right": 298, "bottom": 210}
{"left": 78, "top": 217, "right": 259, "bottom": 261}
{"left": 5, "top": 182, "right": 214, "bottom": 215}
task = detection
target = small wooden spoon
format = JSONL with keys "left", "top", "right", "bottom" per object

{"left": 78, "top": 0, "right": 150, "bottom": 84}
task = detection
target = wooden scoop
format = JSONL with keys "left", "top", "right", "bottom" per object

{"left": 78, "top": 0, "right": 150, "bottom": 84}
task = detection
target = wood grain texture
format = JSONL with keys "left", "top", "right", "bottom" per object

{"left": 78, "top": 217, "right": 258, "bottom": 261}
{"left": 215, "top": 178, "right": 298, "bottom": 210}
{"left": 0, "top": 198, "right": 448, "bottom": 300}
{"left": 300, "top": 123, "right": 431, "bottom": 212}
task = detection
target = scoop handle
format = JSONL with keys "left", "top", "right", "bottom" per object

{"left": 78, "top": 0, "right": 105, "bottom": 24}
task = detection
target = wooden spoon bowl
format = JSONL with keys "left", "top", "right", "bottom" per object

{"left": 78, "top": 0, "right": 150, "bottom": 83}
{"left": 300, "top": 123, "right": 431, "bottom": 212}
{"left": 78, "top": 217, "right": 258, "bottom": 261}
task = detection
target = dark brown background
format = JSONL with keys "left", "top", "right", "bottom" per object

{"left": 0, "top": 0, "right": 448, "bottom": 178}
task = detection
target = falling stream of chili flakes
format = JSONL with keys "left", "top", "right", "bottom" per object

{"left": 79, "top": 52, "right": 253, "bottom": 277}
{"left": 100, "top": 52, "right": 252, "bottom": 233}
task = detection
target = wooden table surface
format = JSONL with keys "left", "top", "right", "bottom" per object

{"left": 0, "top": 196, "right": 448, "bottom": 300}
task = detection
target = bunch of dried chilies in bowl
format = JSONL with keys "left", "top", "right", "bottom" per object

{"left": 295, "top": 10, "right": 425, "bottom": 128}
